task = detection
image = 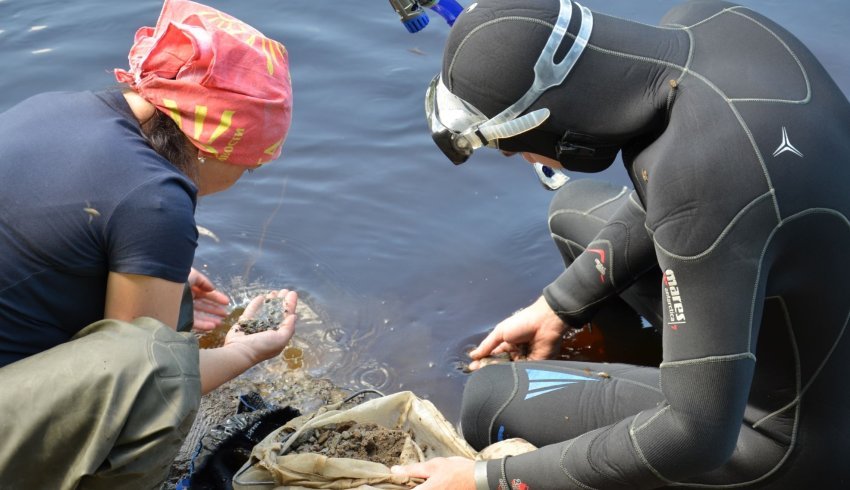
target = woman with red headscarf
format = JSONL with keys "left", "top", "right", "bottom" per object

{"left": 0, "top": 0, "right": 294, "bottom": 486}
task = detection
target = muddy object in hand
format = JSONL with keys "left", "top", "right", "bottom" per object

{"left": 235, "top": 297, "right": 286, "bottom": 335}
{"left": 460, "top": 351, "right": 524, "bottom": 373}
{"left": 287, "top": 420, "right": 410, "bottom": 467}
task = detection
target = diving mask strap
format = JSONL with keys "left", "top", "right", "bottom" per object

{"left": 478, "top": 0, "right": 593, "bottom": 130}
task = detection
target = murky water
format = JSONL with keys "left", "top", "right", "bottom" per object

{"left": 2, "top": 0, "right": 848, "bottom": 422}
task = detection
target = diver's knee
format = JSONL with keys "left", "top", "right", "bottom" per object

{"left": 461, "top": 364, "right": 518, "bottom": 450}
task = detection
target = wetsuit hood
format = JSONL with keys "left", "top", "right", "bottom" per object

{"left": 441, "top": 0, "right": 664, "bottom": 172}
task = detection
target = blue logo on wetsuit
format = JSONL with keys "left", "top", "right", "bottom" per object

{"left": 524, "top": 368, "right": 598, "bottom": 400}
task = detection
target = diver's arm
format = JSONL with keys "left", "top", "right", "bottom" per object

{"left": 543, "top": 191, "right": 656, "bottom": 325}
{"left": 483, "top": 198, "right": 775, "bottom": 488}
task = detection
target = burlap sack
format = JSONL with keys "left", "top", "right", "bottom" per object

{"left": 233, "top": 391, "right": 477, "bottom": 490}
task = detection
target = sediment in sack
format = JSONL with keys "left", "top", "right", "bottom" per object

{"left": 288, "top": 421, "right": 409, "bottom": 467}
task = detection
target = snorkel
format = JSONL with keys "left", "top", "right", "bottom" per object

{"left": 422, "top": 0, "right": 591, "bottom": 190}
{"left": 389, "top": 0, "right": 465, "bottom": 33}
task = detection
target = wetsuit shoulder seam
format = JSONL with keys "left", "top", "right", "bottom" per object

{"left": 578, "top": 39, "right": 783, "bottom": 218}
{"left": 653, "top": 191, "right": 777, "bottom": 261}
{"left": 725, "top": 8, "right": 811, "bottom": 104}
{"left": 578, "top": 22, "right": 792, "bottom": 221}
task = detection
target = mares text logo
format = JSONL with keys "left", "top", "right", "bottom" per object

{"left": 587, "top": 247, "right": 607, "bottom": 283}
{"left": 662, "top": 269, "right": 687, "bottom": 330}
{"left": 498, "top": 479, "right": 530, "bottom": 490}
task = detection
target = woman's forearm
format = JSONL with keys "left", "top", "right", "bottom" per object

{"left": 198, "top": 343, "right": 256, "bottom": 395}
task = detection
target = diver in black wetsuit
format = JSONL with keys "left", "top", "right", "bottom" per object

{"left": 389, "top": 0, "right": 850, "bottom": 488}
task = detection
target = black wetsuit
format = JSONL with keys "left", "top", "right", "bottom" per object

{"left": 447, "top": 0, "right": 850, "bottom": 487}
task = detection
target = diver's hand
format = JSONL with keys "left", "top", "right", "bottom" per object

{"left": 391, "top": 457, "right": 475, "bottom": 490}
{"left": 468, "top": 295, "right": 565, "bottom": 370}
{"left": 224, "top": 289, "right": 297, "bottom": 364}
{"left": 188, "top": 268, "right": 230, "bottom": 332}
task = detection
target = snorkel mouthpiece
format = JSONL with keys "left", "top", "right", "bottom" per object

{"left": 389, "top": 0, "right": 464, "bottom": 33}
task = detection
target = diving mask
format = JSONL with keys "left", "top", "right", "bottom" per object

{"left": 424, "top": 0, "right": 592, "bottom": 163}
{"left": 424, "top": 0, "right": 592, "bottom": 188}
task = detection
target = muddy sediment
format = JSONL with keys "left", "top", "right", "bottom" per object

{"left": 234, "top": 297, "right": 286, "bottom": 335}
{"left": 288, "top": 421, "right": 410, "bottom": 467}
{"left": 165, "top": 300, "right": 351, "bottom": 489}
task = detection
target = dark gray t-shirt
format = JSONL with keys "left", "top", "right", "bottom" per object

{"left": 0, "top": 89, "right": 198, "bottom": 366}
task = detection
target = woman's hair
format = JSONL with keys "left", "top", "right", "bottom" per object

{"left": 140, "top": 109, "right": 200, "bottom": 184}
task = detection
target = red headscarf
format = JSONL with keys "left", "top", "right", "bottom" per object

{"left": 115, "top": 0, "right": 292, "bottom": 166}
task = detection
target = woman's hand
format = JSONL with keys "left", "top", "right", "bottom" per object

{"left": 391, "top": 457, "right": 476, "bottom": 490}
{"left": 468, "top": 295, "right": 566, "bottom": 370}
{"left": 223, "top": 289, "right": 297, "bottom": 364}
{"left": 188, "top": 268, "right": 230, "bottom": 332}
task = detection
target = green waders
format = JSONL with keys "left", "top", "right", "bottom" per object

{"left": 0, "top": 317, "right": 201, "bottom": 489}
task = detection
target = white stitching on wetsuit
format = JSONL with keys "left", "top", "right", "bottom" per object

{"left": 653, "top": 191, "right": 775, "bottom": 261}
{"left": 629, "top": 192, "right": 646, "bottom": 213}
{"left": 448, "top": 17, "right": 556, "bottom": 91}
{"left": 559, "top": 432, "right": 602, "bottom": 489}
{"left": 629, "top": 414, "right": 676, "bottom": 485}
{"left": 549, "top": 208, "right": 608, "bottom": 226}
{"left": 663, "top": 212, "right": 849, "bottom": 488}
{"left": 550, "top": 228, "right": 657, "bottom": 315}
{"left": 664, "top": 23, "right": 694, "bottom": 85}
{"left": 752, "top": 209, "right": 850, "bottom": 384}
{"left": 685, "top": 297, "right": 801, "bottom": 489}
{"left": 574, "top": 40, "right": 783, "bottom": 221}
{"left": 549, "top": 236, "right": 582, "bottom": 261}
{"left": 670, "top": 301, "right": 801, "bottom": 488}
{"left": 725, "top": 8, "right": 811, "bottom": 104}
{"left": 549, "top": 262, "right": 659, "bottom": 317}
{"left": 549, "top": 236, "right": 583, "bottom": 261}
{"left": 487, "top": 362, "right": 520, "bottom": 445}
{"left": 585, "top": 186, "right": 629, "bottom": 214}
{"left": 634, "top": 405, "right": 671, "bottom": 433}
{"left": 752, "top": 297, "right": 802, "bottom": 430}
{"left": 660, "top": 353, "right": 756, "bottom": 369}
